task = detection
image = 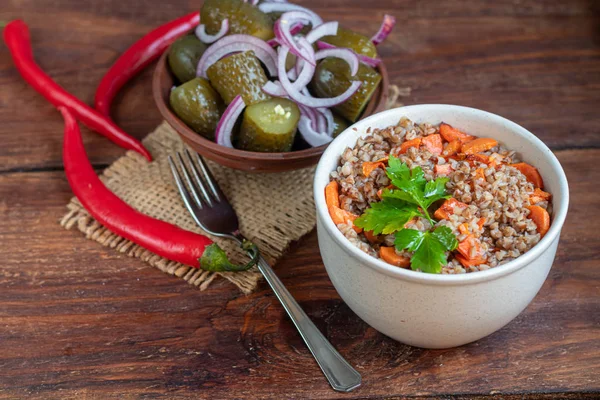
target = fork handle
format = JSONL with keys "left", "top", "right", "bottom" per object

{"left": 255, "top": 255, "right": 362, "bottom": 392}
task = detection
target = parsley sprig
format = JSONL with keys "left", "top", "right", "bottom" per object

{"left": 355, "top": 155, "right": 458, "bottom": 273}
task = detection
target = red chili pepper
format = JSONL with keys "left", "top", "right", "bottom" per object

{"left": 60, "top": 106, "right": 211, "bottom": 267}
{"left": 3, "top": 20, "right": 152, "bottom": 161}
{"left": 94, "top": 12, "right": 200, "bottom": 117}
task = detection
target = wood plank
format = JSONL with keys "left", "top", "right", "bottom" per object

{"left": 0, "top": 148, "right": 597, "bottom": 399}
{"left": 0, "top": 0, "right": 599, "bottom": 171}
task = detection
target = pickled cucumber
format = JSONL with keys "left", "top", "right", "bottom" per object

{"left": 310, "top": 58, "right": 381, "bottom": 122}
{"left": 169, "top": 78, "right": 224, "bottom": 140}
{"left": 332, "top": 113, "right": 351, "bottom": 137}
{"left": 207, "top": 51, "right": 271, "bottom": 106}
{"left": 201, "top": 0, "right": 274, "bottom": 41}
{"left": 322, "top": 27, "right": 378, "bottom": 58}
{"left": 238, "top": 98, "right": 300, "bottom": 152}
{"left": 168, "top": 35, "right": 207, "bottom": 83}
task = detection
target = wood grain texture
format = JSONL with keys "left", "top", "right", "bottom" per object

{"left": 0, "top": 0, "right": 599, "bottom": 398}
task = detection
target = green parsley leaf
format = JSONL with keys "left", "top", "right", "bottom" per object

{"left": 355, "top": 157, "right": 460, "bottom": 274}
{"left": 354, "top": 199, "right": 420, "bottom": 235}
{"left": 409, "top": 232, "right": 448, "bottom": 273}
{"left": 381, "top": 188, "right": 417, "bottom": 204}
{"left": 394, "top": 227, "right": 458, "bottom": 274}
{"left": 394, "top": 229, "right": 424, "bottom": 252}
{"left": 423, "top": 177, "right": 451, "bottom": 208}
{"left": 431, "top": 226, "right": 459, "bottom": 251}
{"left": 385, "top": 155, "right": 449, "bottom": 223}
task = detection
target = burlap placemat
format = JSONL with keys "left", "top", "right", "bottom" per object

{"left": 61, "top": 85, "right": 410, "bottom": 294}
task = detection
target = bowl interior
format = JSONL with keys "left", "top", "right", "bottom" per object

{"left": 314, "top": 104, "right": 570, "bottom": 285}
{"left": 153, "top": 52, "right": 390, "bottom": 173}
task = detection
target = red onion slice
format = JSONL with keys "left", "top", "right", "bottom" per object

{"left": 274, "top": 12, "right": 316, "bottom": 65}
{"left": 316, "top": 41, "right": 381, "bottom": 68}
{"left": 298, "top": 116, "right": 333, "bottom": 147}
{"left": 371, "top": 14, "right": 396, "bottom": 46}
{"left": 315, "top": 48, "right": 359, "bottom": 76}
{"left": 196, "top": 34, "right": 278, "bottom": 78}
{"left": 267, "top": 22, "right": 303, "bottom": 47}
{"left": 318, "top": 107, "right": 335, "bottom": 137}
{"left": 305, "top": 21, "right": 338, "bottom": 44}
{"left": 195, "top": 19, "right": 229, "bottom": 44}
{"left": 259, "top": 3, "right": 323, "bottom": 27}
{"left": 215, "top": 96, "right": 246, "bottom": 148}
{"left": 274, "top": 46, "right": 361, "bottom": 108}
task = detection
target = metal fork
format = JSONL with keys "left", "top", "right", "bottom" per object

{"left": 168, "top": 150, "right": 361, "bottom": 393}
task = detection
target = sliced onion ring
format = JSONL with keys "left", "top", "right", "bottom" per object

{"left": 196, "top": 34, "right": 278, "bottom": 78}
{"left": 195, "top": 19, "right": 229, "bottom": 44}
{"left": 267, "top": 22, "right": 304, "bottom": 47}
{"left": 216, "top": 96, "right": 246, "bottom": 148}
{"left": 371, "top": 14, "right": 396, "bottom": 46}
{"left": 318, "top": 107, "right": 335, "bottom": 137}
{"left": 273, "top": 46, "right": 361, "bottom": 108}
{"left": 298, "top": 116, "right": 333, "bottom": 147}
{"left": 317, "top": 41, "right": 381, "bottom": 68}
{"left": 305, "top": 21, "right": 338, "bottom": 44}
{"left": 315, "top": 47, "right": 359, "bottom": 76}
{"left": 258, "top": 3, "right": 323, "bottom": 27}
{"left": 274, "top": 12, "right": 316, "bottom": 65}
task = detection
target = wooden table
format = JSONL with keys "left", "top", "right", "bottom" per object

{"left": 1, "top": 1, "right": 598, "bottom": 398}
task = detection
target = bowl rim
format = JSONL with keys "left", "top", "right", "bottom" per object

{"left": 314, "top": 104, "right": 570, "bottom": 286}
{"left": 152, "top": 51, "right": 389, "bottom": 163}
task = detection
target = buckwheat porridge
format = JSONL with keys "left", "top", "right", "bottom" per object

{"left": 324, "top": 118, "right": 552, "bottom": 274}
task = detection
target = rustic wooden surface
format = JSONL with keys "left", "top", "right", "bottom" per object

{"left": 0, "top": 0, "right": 599, "bottom": 399}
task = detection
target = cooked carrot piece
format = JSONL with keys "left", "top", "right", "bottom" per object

{"left": 329, "top": 206, "right": 362, "bottom": 233}
{"left": 364, "top": 230, "right": 381, "bottom": 244}
{"left": 362, "top": 161, "right": 386, "bottom": 177}
{"left": 325, "top": 181, "right": 340, "bottom": 209}
{"left": 528, "top": 205, "right": 550, "bottom": 237}
{"left": 511, "top": 163, "right": 544, "bottom": 189}
{"left": 477, "top": 218, "right": 486, "bottom": 229}
{"left": 439, "top": 123, "right": 476, "bottom": 143}
{"left": 443, "top": 139, "right": 462, "bottom": 157}
{"left": 466, "top": 153, "right": 491, "bottom": 165}
{"left": 398, "top": 137, "right": 422, "bottom": 154}
{"left": 458, "top": 223, "right": 470, "bottom": 235}
{"left": 380, "top": 247, "right": 410, "bottom": 268}
{"left": 457, "top": 235, "right": 487, "bottom": 266}
{"left": 461, "top": 138, "right": 498, "bottom": 155}
{"left": 530, "top": 188, "right": 552, "bottom": 204}
{"left": 434, "top": 198, "right": 468, "bottom": 220}
{"left": 434, "top": 164, "right": 453, "bottom": 176}
{"left": 422, "top": 134, "right": 443, "bottom": 155}
{"left": 474, "top": 168, "right": 486, "bottom": 182}
{"left": 455, "top": 253, "right": 487, "bottom": 268}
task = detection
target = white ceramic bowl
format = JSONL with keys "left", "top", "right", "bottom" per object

{"left": 314, "top": 104, "right": 569, "bottom": 349}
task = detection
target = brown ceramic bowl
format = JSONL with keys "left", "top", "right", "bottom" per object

{"left": 153, "top": 51, "right": 389, "bottom": 172}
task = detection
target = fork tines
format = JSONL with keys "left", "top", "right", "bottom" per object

{"left": 168, "top": 149, "right": 221, "bottom": 211}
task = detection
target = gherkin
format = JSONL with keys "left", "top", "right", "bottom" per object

{"left": 168, "top": 35, "right": 207, "bottom": 84}
{"left": 332, "top": 113, "right": 351, "bottom": 137}
{"left": 169, "top": 78, "right": 224, "bottom": 140}
{"left": 238, "top": 98, "right": 300, "bottom": 152}
{"left": 201, "top": 0, "right": 274, "bottom": 41}
{"left": 322, "top": 27, "right": 378, "bottom": 58}
{"left": 310, "top": 58, "right": 382, "bottom": 122}
{"left": 207, "top": 51, "right": 271, "bottom": 106}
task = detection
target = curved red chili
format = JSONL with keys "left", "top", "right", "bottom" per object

{"left": 3, "top": 20, "right": 152, "bottom": 161}
{"left": 94, "top": 12, "right": 200, "bottom": 117}
{"left": 60, "top": 106, "right": 212, "bottom": 267}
